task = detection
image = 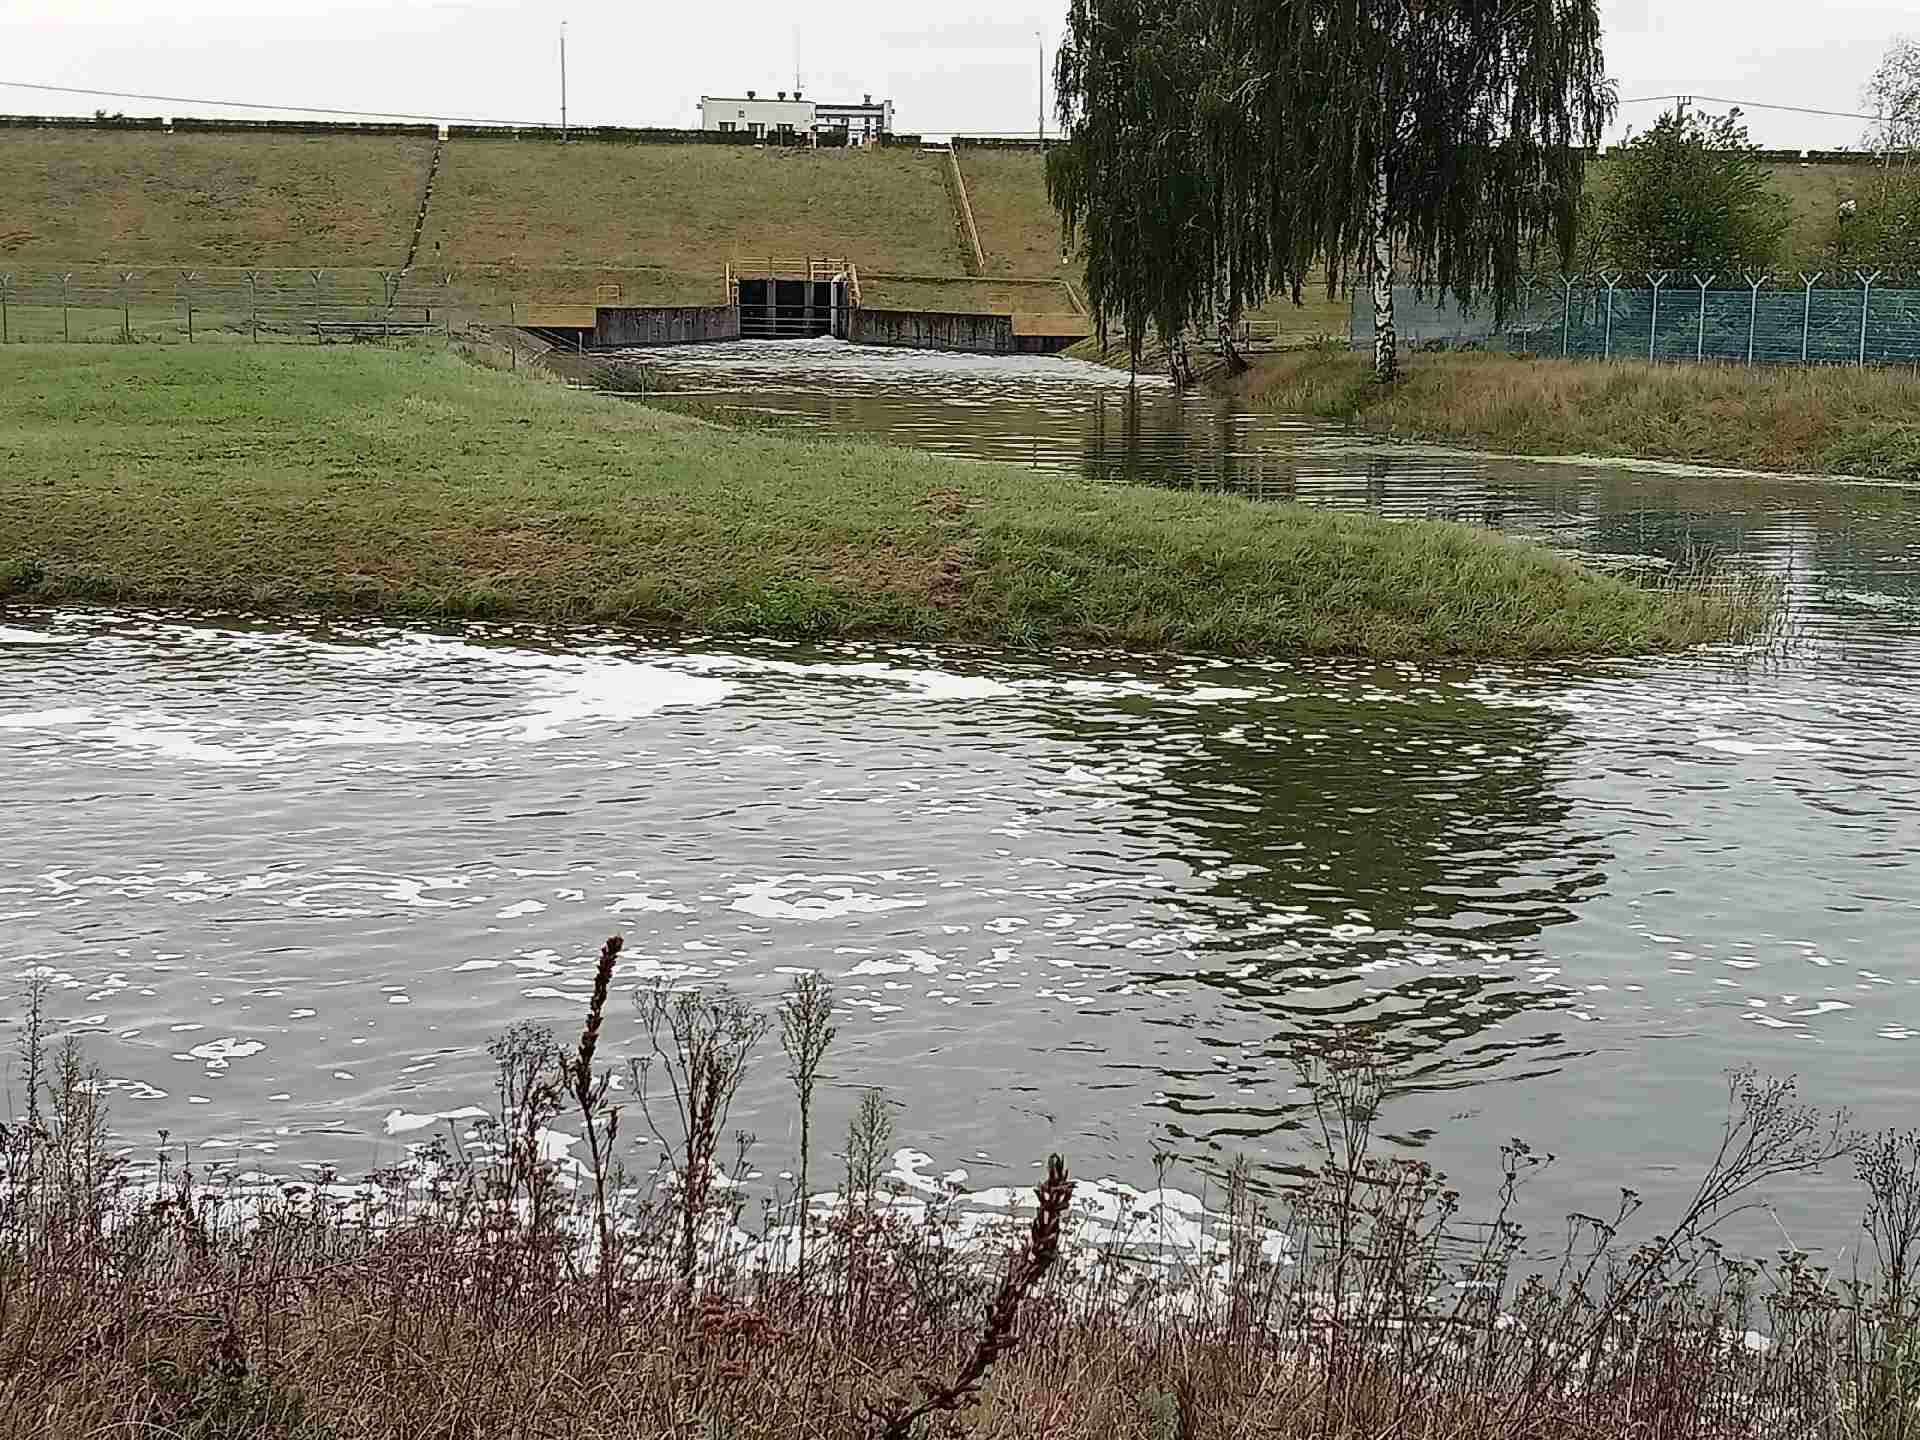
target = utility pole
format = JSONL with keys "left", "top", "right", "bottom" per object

{"left": 560, "top": 21, "right": 569, "bottom": 141}
{"left": 1037, "top": 30, "right": 1045, "bottom": 146}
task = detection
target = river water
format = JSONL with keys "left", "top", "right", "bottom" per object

{"left": 3, "top": 339, "right": 1917, "bottom": 1249}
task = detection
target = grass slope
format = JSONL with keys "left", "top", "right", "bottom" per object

{"left": 0, "top": 131, "right": 430, "bottom": 266}
{"left": 1244, "top": 349, "right": 1920, "bottom": 480}
{"left": 958, "top": 149, "right": 1070, "bottom": 278}
{"left": 418, "top": 143, "right": 966, "bottom": 299}
{"left": 0, "top": 345, "right": 1747, "bottom": 658}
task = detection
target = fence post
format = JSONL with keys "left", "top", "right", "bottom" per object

{"left": 1856, "top": 268, "right": 1882, "bottom": 366}
{"left": 1693, "top": 273, "right": 1715, "bottom": 360}
{"left": 0, "top": 273, "right": 10, "bottom": 345}
{"left": 181, "top": 270, "right": 198, "bottom": 343}
{"left": 1744, "top": 272, "right": 1767, "bottom": 365}
{"left": 246, "top": 271, "right": 259, "bottom": 343}
{"left": 1560, "top": 274, "right": 1574, "bottom": 357}
{"left": 1799, "top": 272, "right": 1822, "bottom": 364}
{"left": 1602, "top": 274, "right": 1618, "bottom": 360}
{"left": 61, "top": 272, "right": 72, "bottom": 343}
{"left": 120, "top": 271, "right": 136, "bottom": 342}
{"left": 1647, "top": 271, "right": 1667, "bottom": 360}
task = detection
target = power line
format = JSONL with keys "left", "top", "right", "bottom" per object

{"left": 0, "top": 78, "right": 553, "bottom": 129}
{"left": 0, "top": 75, "right": 1896, "bottom": 137}
{"left": 1618, "top": 91, "right": 1884, "bottom": 123}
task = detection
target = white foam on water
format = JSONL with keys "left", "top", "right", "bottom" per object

{"left": 496, "top": 900, "right": 547, "bottom": 919}
{"left": 729, "top": 874, "right": 926, "bottom": 921}
{"left": 609, "top": 893, "right": 690, "bottom": 914}
{"left": 383, "top": 1105, "right": 489, "bottom": 1136}
{"left": 493, "top": 662, "right": 736, "bottom": 741}
{"left": 0, "top": 707, "right": 97, "bottom": 730}
{"left": 846, "top": 949, "right": 946, "bottom": 977}
{"left": 184, "top": 1038, "right": 266, "bottom": 1068}
{"left": 0, "top": 627, "right": 69, "bottom": 645}
{"left": 267, "top": 715, "right": 465, "bottom": 747}
{"left": 1695, "top": 727, "right": 1827, "bottom": 756}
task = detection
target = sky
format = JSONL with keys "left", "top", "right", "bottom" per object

{"left": 0, "top": 0, "right": 1911, "bottom": 152}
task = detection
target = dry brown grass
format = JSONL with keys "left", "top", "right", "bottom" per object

{"left": 4, "top": 959, "right": 1920, "bottom": 1439}
{"left": 1243, "top": 348, "right": 1920, "bottom": 479}
{"left": 0, "top": 130, "right": 432, "bottom": 266}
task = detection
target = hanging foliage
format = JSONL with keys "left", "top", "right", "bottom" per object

{"left": 1049, "top": 0, "right": 1615, "bottom": 384}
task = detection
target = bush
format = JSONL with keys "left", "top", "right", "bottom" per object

{"left": 1586, "top": 109, "right": 1791, "bottom": 274}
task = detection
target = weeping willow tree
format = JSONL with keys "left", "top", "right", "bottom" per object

{"left": 1049, "top": 0, "right": 1615, "bottom": 384}
{"left": 1045, "top": 0, "right": 1226, "bottom": 382}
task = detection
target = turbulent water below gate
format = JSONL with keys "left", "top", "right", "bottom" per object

{"left": 4, "top": 339, "right": 1919, "bottom": 1251}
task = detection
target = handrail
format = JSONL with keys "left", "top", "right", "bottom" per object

{"left": 946, "top": 141, "right": 986, "bottom": 273}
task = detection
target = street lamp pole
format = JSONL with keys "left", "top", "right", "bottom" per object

{"left": 1037, "top": 30, "right": 1045, "bottom": 146}
{"left": 560, "top": 22, "right": 569, "bottom": 141}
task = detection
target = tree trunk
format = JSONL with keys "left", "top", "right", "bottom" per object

{"left": 1166, "top": 327, "right": 1195, "bottom": 387}
{"left": 1214, "top": 257, "right": 1247, "bottom": 374}
{"left": 1370, "top": 153, "right": 1398, "bottom": 384}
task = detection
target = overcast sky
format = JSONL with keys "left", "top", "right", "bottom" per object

{"left": 0, "top": 0, "right": 1909, "bottom": 151}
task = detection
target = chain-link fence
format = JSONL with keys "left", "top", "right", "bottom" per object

{"left": 0, "top": 267, "right": 501, "bottom": 344}
{"left": 1354, "top": 272, "right": 1920, "bottom": 367}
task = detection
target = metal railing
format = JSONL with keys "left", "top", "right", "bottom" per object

{"left": 0, "top": 266, "right": 455, "bottom": 343}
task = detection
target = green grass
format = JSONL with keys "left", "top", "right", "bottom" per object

{"left": 859, "top": 276, "right": 1080, "bottom": 316}
{"left": 0, "top": 131, "right": 431, "bottom": 266}
{"left": 419, "top": 143, "right": 966, "bottom": 288}
{"left": 955, "top": 149, "right": 1071, "bottom": 278}
{"left": 0, "top": 344, "right": 1758, "bottom": 658}
{"left": 1243, "top": 348, "right": 1920, "bottom": 480}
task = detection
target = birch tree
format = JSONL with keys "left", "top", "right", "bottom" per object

{"left": 1050, "top": 0, "right": 1613, "bottom": 385}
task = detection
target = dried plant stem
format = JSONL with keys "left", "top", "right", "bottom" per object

{"left": 867, "top": 1153, "right": 1075, "bottom": 1439}
{"left": 566, "top": 934, "right": 622, "bottom": 1318}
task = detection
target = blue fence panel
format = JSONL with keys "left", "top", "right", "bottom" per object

{"left": 1352, "top": 278, "right": 1920, "bottom": 366}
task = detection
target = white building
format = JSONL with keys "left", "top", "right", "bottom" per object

{"left": 815, "top": 94, "right": 894, "bottom": 141}
{"left": 697, "top": 89, "right": 894, "bottom": 141}
{"left": 697, "top": 90, "right": 815, "bottom": 140}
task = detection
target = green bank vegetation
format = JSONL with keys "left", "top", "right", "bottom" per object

{"left": 6, "top": 948, "right": 1920, "bottom": 1437}
{"left": 1242, "top": 348, "right": 1920, "bottom": 480}
{"left": 0, "top": 344, "right": 1767, "bottom": 658}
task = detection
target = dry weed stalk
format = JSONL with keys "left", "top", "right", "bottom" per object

{"left": 778, "top": 971, "right": 836, "bottom": 1300}
{"left": 865, "top": 1152, "right": 1075, "bottom": 1439}
{"left": 6, "top": 933, "right": 1920, "bottom": 1438}
{"left": 564, "top": 934, "right": 622, "bottom": 1316}
{"left": 633, "top": 978, "right": 768, "bottom": 1303}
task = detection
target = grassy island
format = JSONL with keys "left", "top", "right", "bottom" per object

{"left": 0, "top": 344, "right": 1761, "bottom": 658}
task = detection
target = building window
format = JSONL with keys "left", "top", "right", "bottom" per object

{"left": 719, "top": 121, "right": 735, "bottom": 132}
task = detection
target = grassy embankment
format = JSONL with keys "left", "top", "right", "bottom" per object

{"left": 0, "top": 344, "right": 1764, "bottom": 657}
{"left": 417, "top": 140, "right": 1000, "bottom": 314}
{"left": 0, "top": 129, "right": 430, "bottom": 265}
{"left": 3, "top": 950, "right": 1913, "bottom": 1437}
{"left": 1241, "top": 348, "right": 1920, "bottom": 480}
{"left": 0, "top": 129, "right": 1028, "bottom": 321}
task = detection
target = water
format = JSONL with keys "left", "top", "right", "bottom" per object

{"left": 4, "top": 339, "right": 1919, "bottom": 1249}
